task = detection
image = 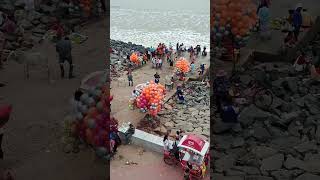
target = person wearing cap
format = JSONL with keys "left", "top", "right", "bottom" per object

{"left": 293, "top": 3, "right": 303, "bottom": 41}
{"left": 0, "top": 104, "right": 12, "bottom": 159}
{"left": 213, "top": 70, "right": 230, "bottom": 114}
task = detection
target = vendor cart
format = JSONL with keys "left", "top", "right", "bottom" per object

{"left": 164, "top": 134, "right": 210, "bottom": 179}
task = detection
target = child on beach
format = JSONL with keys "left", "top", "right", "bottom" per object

{"left": 154, "top": 72, "right": 160, "bottom": 84}
{"left": 127, "top": 69, "right": 133, "bottom": 86}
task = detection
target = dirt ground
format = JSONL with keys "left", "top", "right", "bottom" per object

{"left": 0, "top": 19, "right": 107, "bottom": 179}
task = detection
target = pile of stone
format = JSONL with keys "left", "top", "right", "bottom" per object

{"left": 212, "top": 61, "right": 320, "bottom": 180}
{"left": 110, "top": 40, "right": 147, "bottom": 79}
{"left": 156, "top": 81, "right": 210, "bottom": 138}
{"left": 111, "top": 39, "right": 146, "bottom": 56}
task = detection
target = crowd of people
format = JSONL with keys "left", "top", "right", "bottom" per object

{"left": 126, "top": 42, "right": 207, "bottom": 89}
{"left": 282, "top": 3, "right": 314, "bottom": 48}
{"left": 256, "top": 1, "right": 314, "bottom": 49}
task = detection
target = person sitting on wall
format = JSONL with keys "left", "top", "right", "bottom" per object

{"left": 124, "top": 122, "right": 135, "bottom": 145}
{"left": 293, "top": 51, "right": 310, "bottom": 72}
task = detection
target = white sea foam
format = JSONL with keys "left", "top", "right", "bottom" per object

{"left": 110, "top": 8, "right": 210, "bottom": 49}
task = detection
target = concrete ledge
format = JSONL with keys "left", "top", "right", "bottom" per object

{"left": 118, "top": 128, "right": 173, "bottom": 154}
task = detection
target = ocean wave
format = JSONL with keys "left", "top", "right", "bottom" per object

{"left": 110, "top": 8, "right": 209, "bottom": 49}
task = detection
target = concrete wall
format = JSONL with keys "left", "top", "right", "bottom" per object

{"left": 119, "top": 128, "right": 173, "bottom": 154}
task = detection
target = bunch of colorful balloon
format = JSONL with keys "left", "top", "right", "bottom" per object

{"left": 131, "top": 81, "right": 166, "bottom": 116}
{"left": 175, "top": 58, "right": 191, "bottom": 73}
{"left": 130, "top": 53, "right": 140, "bottom": 65}
{"left": 68, "top": 75, "right": 112, "bottom": 158}
{"left": 212, "top": 0, "right": 258, "bottom": 47}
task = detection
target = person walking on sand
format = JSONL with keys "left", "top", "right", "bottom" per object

{"left": 200, "top": 64, "right": 205, "bottom": 75}
{"left": 154, "top": 72, "right": 160, "bottom": 84}
{"left": 56, "top": 36, "right": 74, "bottom": 79}
{"left": 127, "top": 69, "right": 133, "bottom": 86}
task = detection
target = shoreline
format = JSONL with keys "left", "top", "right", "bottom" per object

{"left": 110, "top": 39, "right": 210, "bottom": 55}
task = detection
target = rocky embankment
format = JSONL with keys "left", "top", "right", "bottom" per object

{"left": 110, "top": 39, "right": 146, "bottom": 56}
{"left": 212, "top": 60, "right": 320, "bottom": 180}
{"left": 137, "top": 81, "right": 210, "bottom": 138}
{"left": 110, "top": 39, "right": 147, "bottom": 79}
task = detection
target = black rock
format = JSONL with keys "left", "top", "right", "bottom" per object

{"left": 232, "top": 166, "right": 261, "bottom": 175}
{"left": 294, "top": 141, "right": 318, "bottom": 154}
{"left": 260, "top": 153, "right": 284, "bottom": 172}
{"left": 296, "top": 173, "right": 320, "bottom": 180}
{"left": 284, "top": 155, "right": 304, "bottom": 170}
{"left": 245, "top": 176, "right": 273, "bottom": 180}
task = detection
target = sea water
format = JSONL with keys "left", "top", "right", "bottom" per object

{"left": 110, "top": 0, "right": 210, "bottom": 50}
